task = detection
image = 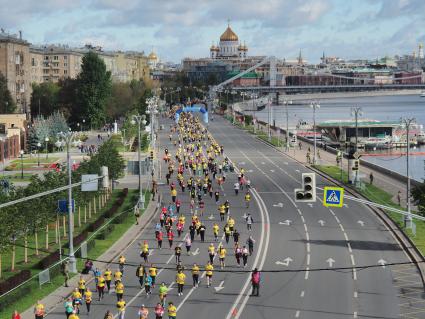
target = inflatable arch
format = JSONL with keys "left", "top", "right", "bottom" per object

{"left": 175, "top": 104, "right": 208, "bottom": 124}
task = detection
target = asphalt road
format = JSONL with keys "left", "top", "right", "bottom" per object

{"left": 45, "top": 115, "right": 425, "bottom": 319}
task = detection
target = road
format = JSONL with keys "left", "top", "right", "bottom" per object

{"left": 45, "top": 115, "right": 425, "bottom": 319}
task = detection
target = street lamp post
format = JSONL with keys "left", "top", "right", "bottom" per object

{"left": 283, "top": 99, "right": 292, "bottom": 152}
{"left": 310, "top": 101, "right": 320, "bottom": 165}
{"left": 57, "top": 131, "right": 77, "bottom": 273}
{"left": 403, "top": 118, "right": 415, "bottom": 229}
{"left": 268, "top": 96, "right": 273, "bottom": 142}
{"left": 45, "top": 137, "right": 49, "bottom": 159}
{"left": 37, "top": 142, "right": 41, "bottom": 166}
{"left": 82, "top": 119, "right": 85, "bottom": 132}
{"left": 146, "top": 96, "right": 159, "bottom": 181}
{"left": 20, "top": 150, "right": 24, "bottom": 179}
{"left": 351, "top": 107, "right": 363, "bottom": 185}
{"left": 132, "top": 114, "right": 147, "bottom": 209}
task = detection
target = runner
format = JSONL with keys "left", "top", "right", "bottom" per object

{"left": 208, "top": 243, "right": 215, "bottom": 264}
{"left": 223, "top": 224, "right": 231, "bottom": 244}
{"left": 84, "top": 288, "right": 92, "bottom": 313}
{"left": 212, "top": 223, "right": 219, "bottom": 241}
{"left": 219, "top": 204, "right": 226, "bottom": 221}
{"left": 192, "top": 263, "right": 200, "bottom": 288}
{"left": 234, "top": 181, "right": 240, "bottom": 195}
{"left": 158, "top": 282, "right": 168, "bottom": 306}
{"left": 141, "top": 241, "right": 149, "bottom": 263}
{"left": 144, "top": 273, "right": 153, "bottom": 295}
{"left": 175, "top": 245, "right": 182, "bottom": 263}
{"left": 34, "top": 301, "right": 45, "bottom": 319}
{"left": 244, "top": 191, "right": 251, "bottom": 208}
{"left": 185, "top": 236, "right": 192, "bottom": 255}
{"left": 115, "top": 280, "right": 124, "bottom": 301}
{"left": 118, "top": 255, "right": 126, "bottom": 274}
{"left": 242, "top": 245, "right": 249, "bottom": 267}
{"left": 136, "top": 264, "right": 145, "bottom": 288}
{"left": 218, "top": 245, "right": 227, "bottom": 269}
{"left": 199, "top": 223, "right": 206, "bottom": 242}
{"left": 245, "top": 213, "right": 254, "bottom": 231}
{"left": 233, "top": 228, "right": 240, "bottom": 244}
{"left": 228, "top": 216, "right": 235, "bottom": 234}
{"left": 167, "top": 229, "right": 174, "bottom": 248}
{"left": 167, "top": 302, "right": 177, "bottom": 319}
{"left": 247, "top": 235, "right": 255, "bottom": 256}
{"left": 64, "top": 298, "right": 73, "bottom": 319}
{"left": 138, "top": 305, "right": 149, "bottom": 319}
{"left": 154, "top": 303, "right": 165, "bottom": 319}
{"left": 104, "top": 268, "right": 112, "bottom": 292}
{"left": 78, "top": 276, "right": 85, "bottom": 296}
{"left": 176, "top": 270, "right": 186, "bottom": 296}
{"left": 97, "top": 273, "right": 106, "bottom": 300}
{"left": 156, "top": 229, "right": 163, "bottom": 249}
{"left": 114, "top": 269, "right": 122, "bottom": 286}
{"left": 149, "top": 264, "right": 158, "bottom": 288}
{"left": 205, "top": 262, "right": 214, "bottom": 287}
{"left": 71, "top": 288, "right": 82, "bottom": 314}
{"left": 116, "top": 297, "right": 126, "bottom": 319}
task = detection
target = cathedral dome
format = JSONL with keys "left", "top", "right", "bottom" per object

{"left": 220, "top": 25, "right": 238, "bottom": 42}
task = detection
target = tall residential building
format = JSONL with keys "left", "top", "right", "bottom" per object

{"left": 0, "top": 30, "right": 31, "bottom": 115}
{"left": 29, "top": 47, "right": 44, "bottom": 84}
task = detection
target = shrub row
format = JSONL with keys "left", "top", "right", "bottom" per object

{"left": 0, "top": 270, "right": 31, "bottom": 295}
{"left": 36, "top": 250, "right": 60, "bottom": 270}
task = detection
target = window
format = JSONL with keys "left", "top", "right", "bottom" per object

{"left": 53, "top": 69, "right": 59, "bottom": 74}
{"left": 31, "top": 58, "right": 35, "bottom": 66}
{"left": 43, "top": 69, "right": 49, "bottom": 74}
{"left": 44, "top": 56, "right": 49, "bottom": 60}
{"left": 53, "top": 55, "right": 58, "bottom": 60}
{"left": 64, "top": 70, "right": 68, "bottom": 74}
{"left": 64, "top": 63, "right": 68, "bottom": 67}
{"left": 64, "top": 55, "right": 67, "bottom": 60}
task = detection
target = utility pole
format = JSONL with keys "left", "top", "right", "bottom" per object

{"left": 403, "top": 117, "right": 415, "bottom": 229}
{"left": 283, "top": 99, "right": 292, "bottom": 152}
{"left": 310, "top": 101, "right": 320, "bottom": 164}
{"left": 58, "top": 131, "right": 77, "bottom": 273}
{"left": 351, "top": 107, "right": 362, "bottom": 185}
{"left": 132, "top": 114, "right": 147, "bottom": 209}
{"left": 268, "top": 96, "right": 272, "bottom": 142}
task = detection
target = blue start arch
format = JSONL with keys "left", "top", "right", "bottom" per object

{"left": 175, "top": 104, "right": 208, "bottom": 124}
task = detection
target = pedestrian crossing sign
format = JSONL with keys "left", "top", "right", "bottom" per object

{"left": 323, "top": 187, "right": 344, "bottom": 207}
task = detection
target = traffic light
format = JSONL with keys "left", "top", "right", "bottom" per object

{"left": 150, "top": 150, "right": 154, "bottom": 161}
{"left": 290, "top": 135, "right": 297, "bottom": 146}
{"left": 294, "top": 173, "right": 316, "bottom": 202}
{"left": 352, "top": 160, "right": 359, "bottom": 171}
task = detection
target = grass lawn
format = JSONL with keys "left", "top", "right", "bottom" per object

{"left": 314, "top": 165, "right": 425, "bottom": 255}
{"left": 2, "top": 173, "right": 34, "bottom": 182}
{"left": 0, "top": 189, "right": 147, "bottom": 319}
{"left": 10, "top": 157, "right": 59, "bottom": 165}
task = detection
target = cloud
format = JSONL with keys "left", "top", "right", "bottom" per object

{"left": 376, "top": 0, "right": 425, "bottom": 18}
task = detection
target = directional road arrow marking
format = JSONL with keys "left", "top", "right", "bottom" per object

{"left": 242, "top": 213, "right": 248, "bottom": 219}
{"left": 308, "top": 203, "right": 313, "bottom": 207}
{"left": 239, "top": 162, "right": 246, "bottom": 165}
{"left": 357, "top": 220, "right": 365, "bottom": 227}
{"left": 276, "top": 257, "right": 293, "bottom": 266}
{"left": 284, "top": 162, "right": 289, "bottom": 165}
{"left": 208, "top": 214, "right": 215, "bottom": 220}
{"left": 318, "top": 220, "right": 325, "bottom": 226}
{"left": 326, "top": 258, "right": 335, "bottom": 267}
{"left": 168, "top": 281, "right": 175, "bottom": 291}
{"left": 149, "top": 249, "right": 154, "bottom": 255}
{"left": 192, "top": 248, "right": 200, "bottom": 256}
{"left": 295, "top": 169, "right": 300, "bottom": 173}
{"left": 273, "top": 203, "right": 284, "bottom": 208}
{"left": 214, "top": 280, "right": 225, "bottom": 292}
{"left": 270, "top": 169, "right": 275, "bottom": 173}
{"left": 279, "top": 220, "right": 292, "bottom": 226}
{"left": 378, "top": 259, "right": 387, "bottom": 268}
{"left": 261, "top": 162, "right": 266, "bottom": 165}
{"left": 248, "top": 169, "right": 253, "bottom": 173}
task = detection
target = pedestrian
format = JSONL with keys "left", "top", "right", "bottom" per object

{"left": 154, "top": 303, "right": 165, "bottom": 319}
{"left": 97, "top": 274, "right": 105, "bottom": 300}
{"left": 247, "top": 236, "right": 255, "bottom": 256}
{"left": 397, "top": 190, "right": 402, "bottom": 206}
{"left": 104, "top": 310, "right": 113, "bottom": 319}
{"left": 116, "top": 298, "right": 126, "bottom": 319}
{"left": 369, "top": 172, "right": 374, "bottom": 185}
{"left": 138, "top": 305, "right": 149, "bottom": 319}
{"left": 234, "top": 182, "right": 240, "bottom": 195}
{"left": 251, "top": 268, "right": 261, "bottom": 296}
{"left": 157, "top": 230, "right": 163, "bottom": 249}
{"left": 64, "top": 298, "right": 73, "bottom": 319}
{"left": 224, "top": 224, "right": 231, "bottom": 244}
{"left": 233, "top": 229, "right": 240, "bottom": 244}
{"left": 246, "top": 213, "right": 253, "bottom": 231}
{"left": 175, "top": 246, "right": 182, "bottom": 263}
{"left": 12, "top": 310, "right": 21, "bottom": 319}
{"left": 167, "top": 302, "right": 177, "bottom": 319}
{"left": 192, "top": 263, "right": 200, "bottom": 287}
{"left": 149, "top": 264, "right": 157, "bottom": 288}
{"left": 242, "top": 246, "right": 249, "bottom": 267}
{"left": 34, "top": 301, "right": 45, "bottom": 319}
{"left": 235, "top": 244, "right": 242, "bottom": 267}
{"left": 104, "top": 268, "right": 112, "bottom": 292}
{"left": 168, "top": 229, "right": 174, "bottom": 248}
{"left": 84, "top": 288, "right": 92, "bottom": 313}
{"left": 176, "top": 270, "right": 186, "bottom": 296}
{"left": 144, "top": 273, "right": 152, "bottom": 295}
{"left": 189, "top": 224, "right": 195, "bottom": 241}
{"left": 208, "top": 243, "right": 215, "bottom": 264}
{"left": 61, "top": 260, "right": 69, "bottom": 287}
{"left": 136, "top": 264, "right": 145, "bottom": 288}
{"left": 115, "top": 280, "right": 124, "bottom": 301}
{"left": 199, "top": 223, "right": 206, "bottom": 242}
{"left": 185, "top": 237, "right": 192, "bottom": 255}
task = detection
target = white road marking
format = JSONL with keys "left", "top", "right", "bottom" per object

{"left": 347, "top": 243, "right": 352, "bottom": 253}
{"left": 304, "top": 224, "right": 308, "bottom": 232}
{"left": 354, "top": 291, "right": 358, "bottom": 298}
{"left": 350, "top": 254, "right": 356, "bottom": 266}
{"left": 307, "top": 253, "right": 310, "bottom": 265}
{"left": 354, "top": 311, "right": 357, "bottom": 318}
{"left": 326, "top": 258, "right": 335, "bottom": 267}
{"left": 339, "top": 225, "right": 345, "bottom": 232}
{"left": 295, "top": 310, "right": 300, "bottom": 318}
{"left": 300, "top": 216, "right": 305, "bottom": 223}
{"left": 344, "top": 232, "right": 349, "bottom": 241}
{"left": 353, "top": 269, "right": 357, "bottom": 280}
{"left": 306, "top": 243, "right": 310, "bottom": 253}
{"left": 306, "top": 232, "right": 310, "bottom": 241}
{"left": 305, "top": 267, "right": 310, "bottom": 280}
{"left": 335, "top": 216, "right": 340, "bottom": 223}
{"left": 300, "top": 290, "right": 305, "bottom": 297}
{"left": 276, "top": 257, "right": 293, "bottom": 266}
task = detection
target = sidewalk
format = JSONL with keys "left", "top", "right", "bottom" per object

{"left": 253, "top": 122, "right": 412, "bottom": 208}
{"left": 21, "top": 199, "right": 158, "bottom": 319}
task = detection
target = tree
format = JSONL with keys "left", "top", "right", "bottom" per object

{"left": 30, "top": 82, "right": 60, "bottom": 117}
{"left": 57, "top": 78, "right": 78, "bottom": 121}
{"left": 77, "top": 52, "right": 112, "bottom": 128}
{"left": 0, "top": 72, "right": 16, "bottom": 113}
{"left": 412, "top": 183, "right": 425, "bottom": 215}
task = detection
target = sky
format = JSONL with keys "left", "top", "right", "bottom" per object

{"left": 1, "top": 0, "right": 425, "bottom": 63}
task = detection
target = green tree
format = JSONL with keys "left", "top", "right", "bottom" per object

{"left": 412, "top": 183, "right": 425, "bottom": 215}
{"left": 0, "top": 72, "right": 16, "bottom": 113}
{"left": 77, "top": 52, "right": 112, "bottom": 128}
{"left": 30, "top": 82, "right": 60, "bottom": 117}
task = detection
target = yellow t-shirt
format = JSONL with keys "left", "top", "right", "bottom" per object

{"left": 104, "top": 271, "right": 112, "bottom": 281}
{"left": 114, "top": 271, "right": 122, "bottom": 281}
{"left": 205, "top": 264, "right": 214, "bottom": 276}
{"left": 208, "top": 245, "right": 215, "bottom": 254}
{"left": 192, "top": 266, "right": 200, "bottom": 275}
{"left": 84, "top": 291, "right": 92, "bottom": 302}
{"left": 149, "top": 267, "right": 157, "bottom": 276}
{"left": 116, "top": 300, "right": 126, "bottom": 311}
{"left": 69, "top": 314, "right": 79, "bottom": 319}
{"left": 78, "top": 279, "right": 86, "bottom": 290}
{"left": 171, "top": 189, "right": 177, "bottom": 197}
{"left": 98, "top": 277, "right": 105, "bottom": 287}
{"left": 176, "top": 272, "right": 186, "bottom": 284}
{"left": 72, "top": 291, "right": 82, "bottom": 299}
{"left": 116, "top": 282, "right": 124, "bottom": 294}
{"left": 219, "top": 249, "right": 227, "bottom": 259}
{"left": 228, "top": 219, "right": 235, "bottom": 227}
{"left": 213, "top": 225, "right": 219, "bottom": 234}
{"left": 168, "top": 305, "right": 177, "bottom": 317}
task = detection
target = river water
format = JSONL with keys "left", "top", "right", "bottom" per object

{"left": 254, "top": 94, "right": 425, "bottom": 182}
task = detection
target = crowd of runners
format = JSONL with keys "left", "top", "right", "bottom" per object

{"left": 33, "top": 112, "right": 260, "bottom": 319}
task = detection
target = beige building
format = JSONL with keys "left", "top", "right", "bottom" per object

{"left": 0, "top": 31, "right": 31, "bottom": 115}
{"left": 29, "top": 47, "right": 44, "bottom": 84}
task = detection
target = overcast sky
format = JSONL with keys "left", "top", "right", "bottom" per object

{"left": 1, "top": 0, "right": 424, "bottom": 63}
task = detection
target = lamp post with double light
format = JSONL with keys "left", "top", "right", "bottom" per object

{"left": 310, "top": 101, "right": 320, "bottom": 165}
{"left": 132, "top": 114, "right": 147, "bottom": 209}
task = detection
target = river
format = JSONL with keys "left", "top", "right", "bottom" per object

{"left": 254, "top": 94, "right": 425, "bottom": 182}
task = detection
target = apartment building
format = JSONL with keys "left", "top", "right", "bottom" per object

{"left": 0, "top": 31, "right": 31, "bottom": 115}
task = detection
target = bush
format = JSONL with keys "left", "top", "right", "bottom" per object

{"left": 87, "top": 216, "right": 105, "bottom": 232}
{"left": 73, "top": 231, "right": 88, "bottom": 247}
{"left": 36, "top": 250, "right": 60, "bottom": 269}
{"left": 0, "top": 270, "right": 31, "bottom": 295}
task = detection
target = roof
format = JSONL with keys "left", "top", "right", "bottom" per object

{"left": 227, "top": 71, "right": 259, "bottom": 78}
{"left": 220, "top": 25, "right": 238, "bottom": 42}
{"left": 317, "top": 119, "right": 400, "bottom": 128}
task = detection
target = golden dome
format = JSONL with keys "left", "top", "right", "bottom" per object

{"left": 148, "top": 51, "right": 157, "bottom": 60}
{"left": 210, "top": 44, "right": 217, "bottom": 51}
{"left": 220, "top": 25, "right": 238, "bottom": 42}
